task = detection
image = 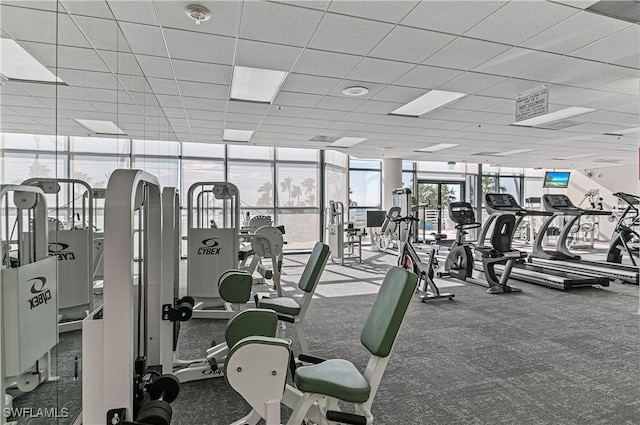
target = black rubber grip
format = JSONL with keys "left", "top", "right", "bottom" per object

{"left": 326, "top": 410, "right": 367, "bottom": 425}
{"left": 297, "top": 354, "right": 326, "bottom": 364}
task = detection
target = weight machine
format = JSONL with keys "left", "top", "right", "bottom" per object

{"left": 82, "top": 170, "right": 186, "bottom": 425}
{"left": 327, "top": 201, "right": 363, "bottom": 264}
{"left": 22, "top": 178, "right": 100, "bottom": 333}
{"left": 1, "top": 185, "right": 58, "bottom": 425}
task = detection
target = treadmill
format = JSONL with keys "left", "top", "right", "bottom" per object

{"left": 530, "top": 194, "right": 639, "bottom": 285}
{"left": 477, "top": 193, "right": 610, "bottom": 290}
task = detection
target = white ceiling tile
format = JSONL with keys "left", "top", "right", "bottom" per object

{"left": 97, "top": 51, "right": 141, "bottom": 76}
{"left": 135, "top": 55, "right": 175, "bottom": 79}
{"left": 73, "top": 16, "right": 121, "bottom": 51}
{"left": 611, "top": 51, "right": 639, "bottom": 68}
{"left": 304, "top": 109, "right": 347, "bottom": 121}
{"left": 119, "top": 22, "right": 166, "bottom": 56}
{"left": 0, "top": 115, "right": 40, "bottom": 124}
{"left": 1, "top": 6, "right": 90, "bottom": 48}
{"left": 521, "top": 57, "right": 636, "bottom": 88}
{"left": 273, "top": 92, "right": 323, "bottom": 108}
{"left": 225, "top": 113, "right": 263, "bottom": 124}
{"left": 296, "top": 118, "right": 333, "bottom": 129}
{"left": 163, "top": 29, "right": 235, "bottom": 65}
{"left": 571, "top": 26, "right": 640, "bottom": 66}
{"left": 181, "top": 97, "right": 226, "bottom": 112}
{"left": 161, "top": 107, "right": 186, "bottom": 119}
{"left": 314, "top": 96, "right": 364, "bottom": 112}
{"left": 424, "top": 38, "right": 511, "bottom": 70}
{"left": 575, "top": 110, "right": 639, "bottom": 127}
{"left": 187, "top": 110, "right": 224, "bottom": 121}
{"left": 155, "top": 95, "right": 183, "bottom": 108}
{"left": 234, "top": 39, "right": 303, "bottom": 72}
{"left": 1, "top": 94, "right": 47, "bottom": 108}
{"left": 438, "top": 72, "right": 507, "bottom": 94}
{"left": 549, "top": 1, "right": 600, "bottom": 9}
{"left": 239, "top": 1, "right": 323, "bottom": 46}
{"left": 394, "top": 65, "right": 463, "bottom": 89}
{"left": 107, "top": 0, "right": 158, "bottom": 25}
{"left": 477, "top": 78, "right": 549, "bottom": 99}
{"left": 177, "top": 81, "right": 228, "bottom": 99}
{"left": 340, "top": 112, "right": 382, "bottom": 124}
{"left": 445, "top": 95, "right": 506, "bottom": 112}
{"left": 520, "top": 10, "right": 631, "bottom": 54}
{"left": 146, "top": 78, "right": 178, "bottom": 96}
{"left": 280, "top": 74, "right": 340, "bottom": 96}
{"left": 18, "top": 42, "right": 109, "bottom": 73}
{"left": 60, "top": 0, "right": 113, "bottom": 18}
{"left": 401, "top": 1, "right": 507, "bottom": 34}
{"left": 328, "top": 1, "right": 418, "bottom": 23}
{"left": 465, "top": 1, "right": 578, "bottom": 45}
{"left": 155, "top": 1, "right": 242, "bottom": 37}
{"left": 346, "top": 57, "right": 414, "bottom": 84}
{"left": 353, "top": 100, "right": 403, "bottom": 114}
{"left": 473, "top": 48, "right": 559, "bottom": 77}
{"left": 266, "top": 105, "right": 310, "bottom": 118}
{"left": 260, "top": 116, "right": 299, "bottom": 126}
{"left": 11, "top": 83, "right": 77, "bottom": 100}
{"left": 370, "top": 86, "right": 428, "bottom": 103}
{"left": 327, "top": 121, "right": 365, "bottom": 131}
{"left": 172, "top": 60, "right": 231, "bottom": 85}
{"left": 308, "top": 13, "right": 393, "bottom": 55}
{"left": 369, "top": 26, "right": 456, "bottom": 64}
{"left": 44, "top": 98, "right": 100, "bottom": 112}
{"left": 293, "top": 49, "right": 362, "bottom": 78}
{"left": 0, "top": 84, "right": 28, "bottom": 96}
{"left": 227, "top": 102, "right": 270, "bottom": 115}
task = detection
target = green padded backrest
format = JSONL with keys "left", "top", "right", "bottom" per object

{"left": 298, "top": 242, "right": 330, "bottom": 293}
{"left": 218, "top": 271, "right": 253, "bottom": 304}
{"left": 361, "top": 267, "right": 418, "bottom": 358}
{"left": 225, "top": 308, "right": 278, "bottom": 348}
{"left": 380, "top": 206, "right": 401, "bottom": 233}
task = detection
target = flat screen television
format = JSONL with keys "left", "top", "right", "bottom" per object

{"left": 366, "top": 210, "right": 387, "bottom": 228}
{"left": 543, "top": 171, "right": 570, "bottom": 188}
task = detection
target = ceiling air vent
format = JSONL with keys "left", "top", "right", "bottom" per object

{"left": 309, "top": 135, "right": 340, "bottom": 143}
{"left": 586, "top": 1, "right": 640, "bottom": 24}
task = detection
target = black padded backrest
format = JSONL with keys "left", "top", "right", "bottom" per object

{"left": 490, "top": 214, "right": 516, "bottom": 253}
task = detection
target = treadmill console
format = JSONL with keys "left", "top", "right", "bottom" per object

{"left": 543, "top": 194, "right": 575, "bottom": 211}
{"left": 485, "top": 193, "right": 521, "bottom": 212}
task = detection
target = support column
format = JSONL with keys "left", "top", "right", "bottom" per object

{"left": 382, "top": 158, "right": 402, "bottom": 211}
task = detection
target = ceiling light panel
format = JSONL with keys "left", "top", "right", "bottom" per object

{"left": 416, "top": 143, "right": 459, "bottom": 152}
{"left": 511, "top": 107, "right": 596, "bottom": 126}
{"left": 74, "top": 119, "right": 126, "bottom": 135}
{"left": 230, "top": 66, "right": 289, "bottom": 103}
{"left": 223, "top": 129, "right": 254, "bottom": 142}
{"left": 496, "top": 148, "right": 535, "bottom": 156}
{"left": 0, "top": 39, "right": 63, "bottom": 84}
{"left": 390, "top": 90, "right": 467, "bottom": 117}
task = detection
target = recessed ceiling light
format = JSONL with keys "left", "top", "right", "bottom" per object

{"left": 0, "top": 39, "right": 65, "bottom": 84}
{"left": 342, "top": 86, "right": 369, "bottom": 96}
{"left": 604, "top": 127, "right": 639, "bottom": 136}
{"left": 309, "top": 135, "right": 340, "bottom": 143}
{"left": 390, "top": 90, "right": 467, "bottom": 117}
{"left": 495, "top": 148, "right": 535, "bottom": 156}
{"left": 74, "top": 119, "right": 125, "bottom": 135}
{"left": 329, "top": 137, "right": 367, "bottom": 148}
{"left": 223, "top": 129, "right": 254, "bottom": 142}
{"left": 415, "top": 143, "right": 459, "bottom": 153}
{"left": 511, "top": 107, "right": 595, "bottom": 127}
{"left": 230, "top": 66, "right": 288, "bottom": 103}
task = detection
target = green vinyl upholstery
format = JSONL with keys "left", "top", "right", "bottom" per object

{"left": 225, "top": 308, "right": 278, "bottom": 349}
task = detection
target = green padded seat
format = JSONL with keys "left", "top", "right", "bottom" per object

{"left": 257, "top": 297, "right": 300, "bottom": 316}
{"left": 294, "top": 359, "right": 371, "bottom": 403}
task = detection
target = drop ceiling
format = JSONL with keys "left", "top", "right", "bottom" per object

{"left": 0, "top": 0, "right": 638, "bottom": 169}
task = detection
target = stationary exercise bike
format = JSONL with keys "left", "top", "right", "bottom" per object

{"left": 393, "top": 215, "right": 454, "bottom": 301}
{"left": 440, "top": 202, "right": 481, "bottom": 280}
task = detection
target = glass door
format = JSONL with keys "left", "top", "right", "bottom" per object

{"left": 416, "top": 181, "right": 464, "bottom": 241}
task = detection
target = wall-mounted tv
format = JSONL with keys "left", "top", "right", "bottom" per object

{"left": 543, "top": 171, "right": 570, "bottom": 188}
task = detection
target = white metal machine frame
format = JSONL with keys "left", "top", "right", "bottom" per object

{"left": 22, "top": 178, "right": 97, "bottom": 333}
{"left": 82, "top": 170, "right": 170, "bottom": 424}
{"left": 1, "top": 185, "right": 58, "bottom": 425}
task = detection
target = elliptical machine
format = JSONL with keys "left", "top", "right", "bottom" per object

{"left": 440, "top": 202, "right": 481, "bottom": 280}
{"left": 607, "top": 192, "right": 639, "bottom": 266}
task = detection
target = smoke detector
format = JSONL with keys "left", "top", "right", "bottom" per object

{"left": 342, "top": 86, "right": 369, "bottom": 96}
{"left": 185, "top": 5, "right": 211, "bottom": 25}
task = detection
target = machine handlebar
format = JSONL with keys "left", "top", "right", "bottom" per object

{"left": 390, "top": 215, "right": 419, "bottom": 223}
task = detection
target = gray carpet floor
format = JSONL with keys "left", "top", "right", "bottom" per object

{"left": 10, "top": 248, "right": 640, "bottom": 424}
